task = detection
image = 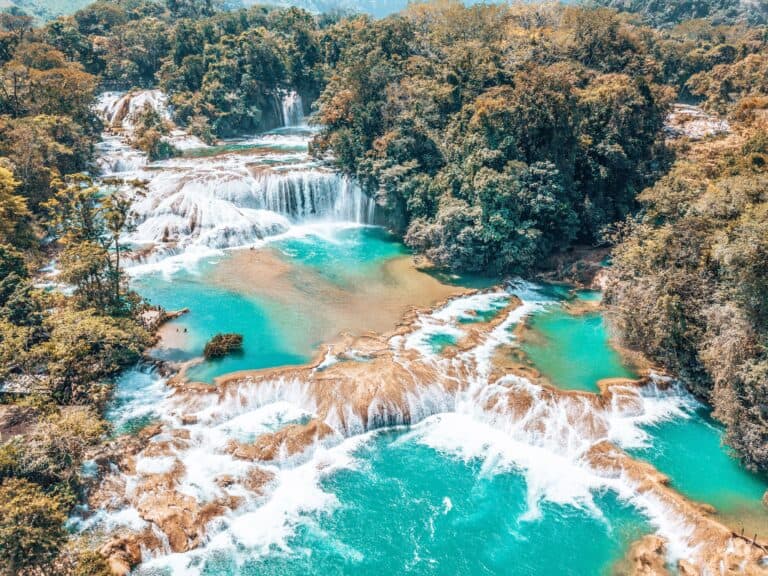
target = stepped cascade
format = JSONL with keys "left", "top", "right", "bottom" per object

{"left": 94, "top": 90, "right": 377, "bottom": 267}
{"left": 79, "top": 90, "right": 768, "bottom": 576}
{"left": 83, "top": 285, "right": 768, "bottom": 575}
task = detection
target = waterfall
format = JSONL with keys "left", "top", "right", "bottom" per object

{"left": 92, "top": 89, "right": 377, "bottom": 267}
{"left": 126, "top": 164, "right": 377, "bottom": 253}
{"left": 280, "top": 91, "right": 305, "bottom": 127}
{"left": 255, "top": 170, "right": 375, "bottom": 223}
{"left": 96, "top": 90, "right": 171, "bottom": 132}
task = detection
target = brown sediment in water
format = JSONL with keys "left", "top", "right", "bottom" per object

{"left": 717, "top": 507, "right": 768, "bottom": 543}
{"left": 229, "top": 419, "right": 335, "bottom": 462}
{"left": 155, "top": 321, "right": 190, "bottom": 352}
{"left": 611, "top": 534, "right": 670, "bottom": 576}
{"left": 563, "top": 298, "right": 602, "bottom": 316}
{"left": 90, "top": 290, "right": 768, "bottom": 575}
{"left": 210, "top": 249, "right": 468, "bottom": 355}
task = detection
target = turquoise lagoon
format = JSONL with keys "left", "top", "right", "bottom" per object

{"left": 137, "top": 425, "right": 652, "bottom": 576}
{"left": 519, "top": 290, "right": 635, "bottom": 393}
{"left": 133, "top": 226, "right": 407, "bottom": 382}
{"left": 119, "top": 254, "right": 767, "bottom": 576}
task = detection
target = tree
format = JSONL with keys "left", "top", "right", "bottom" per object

{"left": 606, "top": 121, "right": 768, "bottom": 471}
{"left": 204, "top": 333, "right": 244, "bottom": 359}
{"left": 316, "top": 4, "right": 670, "bottom": 274}
{"left": 0, "top": 115, "right": 92, "bottom": 210}
{"left": 102, "top": 193, "right": 134, "bottom": 306}
{"left": 73, "top": 1, "right": 129, "bottom": 36}
{"left": 0, "top": 166, "right": 31, "bottom": 246}
{"left": 0, "top": 11, "right": 33, "bottom": 63}
{"left": 45, "top": 176, "right": 136, "bottom": 315}
{"left": 42, "top": 308, "right": 151, "bottom": 404}
{"left": 15, "top": 407, "right": 108, "bottom": 485}
{"left": 0, "top": 49, "right": 96, "bottom": 121}
{"left": 166, "top": 0, "right": 217, "bottom": 19}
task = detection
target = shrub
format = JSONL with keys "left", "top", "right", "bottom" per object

{"left": 203, "top": 333, "right": 244, "bottom": 360}
{"left": 0, "top": 477, "right": 67, "bottom": 575}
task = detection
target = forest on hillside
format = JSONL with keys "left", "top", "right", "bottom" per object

{"left": 0, "top": 0, "right": 767, "bottom": 573}
{"left": 592, "top": 0, "right": 768, "bottom": 27}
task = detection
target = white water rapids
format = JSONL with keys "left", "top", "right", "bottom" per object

{"left": 94, "top": 90, "right": 376, "bottom": 271}
{"left": 80, "top": 283, "right": 706, "bottom": 574}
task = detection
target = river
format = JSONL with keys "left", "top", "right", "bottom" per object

{"left": 79, "top": 91, "right": 768, "bottom": 575}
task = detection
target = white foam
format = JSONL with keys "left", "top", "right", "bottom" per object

{"left": 108, "top": 367, "right": 170, "bottom": 431}
{"left": 74, "top": 506, "right": 148, "bottom": 534}
{"left": 96, "top": 90, "right": 171, "bottom": 133}
{"left": 134, "top": 432, "right": 373, "bottom": 575}
{"left": 135, "top": 456, "right": 177, "bottom": 475}
{"left": 92, "top": 90, "right": 375, "bottom": 273}
{"left": 89, "top": 287, "right": 705, "bottom": 572}
{"left": 407, "top": 402, "right": 698, "bottom": 563}
{"left": 280, "top": 90, "right": 305, "bottom": 127}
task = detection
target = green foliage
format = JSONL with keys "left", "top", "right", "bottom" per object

{"left": 0, "top": 41, "right": 95, "bottom": 121}
{"left": 44, "top": 175, "right": 139, "bottom": 316}
{"left": 161, "top": 24, "right": 291, "bottom": 135}
{"left": 68, "top": 548, "right": 112, "bottom": 576}
{"left": 166, "top": 0, "right": 217, "bottom": 19}
{"left": 2, "top": 405, "right": 107, "bottom": 484}
{"left": 204, "top": 332, "right": 244, "bottom": 359}
{"left": 42, "top": 308, "right": 151, "bottom": 404}
{"left": 0, "top": 166, "right": 31, "bottom": 246}
{"left": 0, "top": 477, "right": 67, "bottom": 575}
{"left": 591, "top": 0, "right": 768, "bottom": 27}
{"left": 55, "top": 3, "right": 331, "bottom": 135}
{"left": 688, "top": 53, "right": 768, "bottom": 113}
{"left": 316, "top": 3, "right": 672, "bottom": 273}
{"left": 0, "top": 114, "right": 93, "bottom": 210}
{"left": 607, "top": 120, "right": 768, "bottom": 470}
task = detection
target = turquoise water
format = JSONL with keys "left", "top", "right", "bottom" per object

{"left": 140, "top": 428, "right": 652, "bottom": 576}
{"left": 458, "top": 295, "right": 509, "bottom": 324}
{"left": 136, "top": 263, "right": 307, "bottom": 380}
{"left": 274, "top": 227, "right": 407, "bottom": 287}
{"left": 134, "top": 227, "right": 406, "bottom": 381}
{"left": 426, "top": 332, "right": 458, "bottom": 353}
{"left": 120, "top": 234, "right": 768, "bottom": 574}
{"left": 519, "top": 295, "right": 636, "bottom": 392}
{"left": 184, "top": 127, "right": 313, "bottom": 158}
{"left": 630, "top": 404, "right": 768, "bottom": 528}
{"left": 107, "top": 367, "right": 166, "bottom": 436}
{"left": 518, "top": 292, "right": 768, "bottom": 530}
{"left": 299, "top": 433, "right": 648, "bottom": 576}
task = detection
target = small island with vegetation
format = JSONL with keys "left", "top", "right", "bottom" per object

{"left": 203, "top": 333, "right": 244, "bottom": 360}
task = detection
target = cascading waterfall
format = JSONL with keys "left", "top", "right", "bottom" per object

{"left": 84, "top": 284, "right": 743, "bottom": 575}
{"left": 280, "top": 91, "right": 305, "bottom": 127}
{"left": 92, "top": 89, "right": 377, "bottom": 268}
{"left": 126, "top": 166, "right": 376, "bottom": 257}
{"left": 82, "top": 91, "right": 768, "bottom": 576}
{"left": 256, "top": 170, "right": 375, "bottom": 224}
{"left": 96, "top": 90, "right": 171, "bottom": 132}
